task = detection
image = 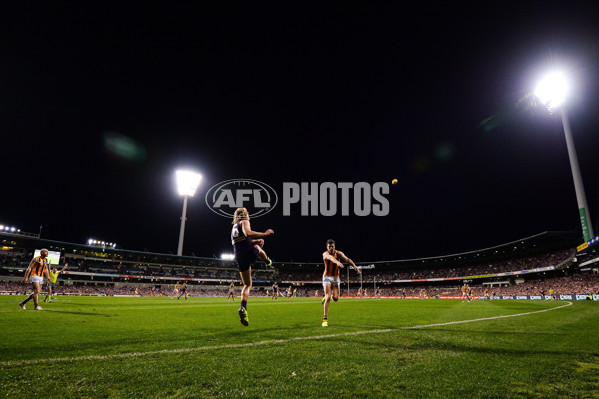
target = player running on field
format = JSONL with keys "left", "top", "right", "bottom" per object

{"left": 227, "top": 282, "right": 236, "bottom": 301}
{"left": 272, "top": 282, "right": 279, "bottom": 300}
{"left": 172, "top": 282, "right": 180, "bottom": 299}
{"left": 461, "top": 284, "right": 470, "bottom": 302}
{"left": 321, "top": 239, "right": 361, "bottom": 327}
{"left": 20, "top": 248, "right": 51, "bottom": 310}
{"left": 177, "top": 282, "right": 188, "bottom": 300}
{"left": 231, "top": 207, "right": 274, "bottom": 326}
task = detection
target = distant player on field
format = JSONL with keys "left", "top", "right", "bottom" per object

{"left": 44, "top": 263, "right": 68, "bottom": 303}
{"left": 231, "top": 207, "right": 274, "bottom": 326}
{"left": 461, "top": 284, "right": 469, "bottom": 302}
{"left": 19, "top": 248, "right": 51, "bottom": 310}
{"left": 172, "top": 282, "right": 180, "bottom": 299}
{"left": 227, "top": 282, "right": 236, "bottom": 301}
{"left": 272, "top": 282, "right": 279, "bottom": 300}
{"left": 177, "top": 282, "right": 188, "bottom": 300}
{"left": 321, "top": 239, "right": 361, "bottom": 327}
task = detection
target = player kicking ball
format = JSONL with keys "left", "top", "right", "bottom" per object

{"left": 321, "top": 239, "right": 361, "bottom": 327}
{"left": 230, "top": 207, "right": 274, "bottom": 326}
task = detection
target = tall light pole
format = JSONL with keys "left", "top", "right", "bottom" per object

{"left": 175, "top": 170, "right": 202, "bottom": 256}
{"left": 535, "top": 71, "right": 594, "bottom": 242}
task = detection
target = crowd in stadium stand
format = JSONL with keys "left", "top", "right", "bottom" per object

{"left": 0, "top": 248, "right": 574, "bottom": 283}
{"left": 280, "top": 249, "right": 574, "bottom": 282}
{"left": 0, "top": 252, "right": 28, "bottom": 266}
{"left": 490, "top": 274, "right": 599, "bottom": 297}
{"left": 3, "top": 246, "right": 598, "bottom": 299}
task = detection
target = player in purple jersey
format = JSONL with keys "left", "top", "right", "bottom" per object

{"left": 231, "top": 207, "right": 274, "bottom": 326}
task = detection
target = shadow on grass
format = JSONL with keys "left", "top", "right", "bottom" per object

{"left": 337, "top": 334, "right": 583, "bottom": 357}
{"left": 45, "top": 309, "right": 104, "bottom": 316}
{"left": 405, "top": 328, "right": 568, "bottom": 336}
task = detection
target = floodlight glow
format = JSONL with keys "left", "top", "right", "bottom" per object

{"left": 534, "top": 71, "right": 568, "bottom": 111}
{"left": 10, "top": 227, "right": 15, "bottom": 232}
{"left": 220, "top": 253, "right": 235, "bottom": 260}
{"left": 176, "top": 170, "right": 202, "bottom": 197}
{"left": 0, "top": 225, "right": 3, "bottom": 229}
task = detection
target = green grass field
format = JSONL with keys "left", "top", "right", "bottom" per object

{"left": 1, "top": 295, "right": 598, "bottom": 398}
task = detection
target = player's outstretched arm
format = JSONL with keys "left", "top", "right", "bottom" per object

{"left": 59, "top": 263, "right": 69, "bottom": 273}
{"left": 338, "top": 251, "right": 361, "bottom": 274}
{"left": 322, "top": 251, "right": 344, "bottom": 268}
{"left": 241, "top": 220, "right": 274, "bottom": 239}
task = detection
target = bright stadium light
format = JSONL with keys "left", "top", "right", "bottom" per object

{"left": 175, "top": 169, "right": 202, "bottom": 256}
{"left": 176, "top": 170, "right": 202, "bottom": 197}
{"left": 220, "top": 253, "right": 235, "bottom": 261}
{"left": 534, "top": 71, "right": 568, "bottom": 113}
{"left": 533, "top": 70, "right": 594, "bottom": 242}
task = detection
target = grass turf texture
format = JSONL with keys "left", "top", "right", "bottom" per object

{"left": 1, "top": 296, "right": 598, "bottom": 398}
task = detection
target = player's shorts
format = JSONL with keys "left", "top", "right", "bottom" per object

{"left": 31, "top": 276, "right": 44, "bottom": 284}
{"left": 173, "top": 289, "right": 179, "bottom": 294}
{"left": 322, "top": 275, "right": 340, "bottom": 286}
{"left": 235, "top": 246, "right": 259, "bottom": 272}
{"left": 47, "top": 282, "right": 56, "bottom": 290}
{"left": 227, "top": 290, "right": 234, "bottom": 295}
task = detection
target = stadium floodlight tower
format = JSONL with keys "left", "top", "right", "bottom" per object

{"left": 175, "top": 170, "right": 202, "bottom": 256}
{"left": 534, "top": 71, "right": 594, "bottom": 242}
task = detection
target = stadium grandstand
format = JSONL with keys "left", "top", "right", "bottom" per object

{"left": 1, "top": 230, "right": 598, "bottom": 299}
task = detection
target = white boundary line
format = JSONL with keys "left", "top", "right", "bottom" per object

{"left": 1, "top": 301, "right": 572, "bottom": 367}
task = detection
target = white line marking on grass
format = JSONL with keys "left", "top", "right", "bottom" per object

{"left": 1, "top": 301, "right": 572, "bottom": 367}
{"left": 402, "top": 300, "right": 573, "bottom": 329}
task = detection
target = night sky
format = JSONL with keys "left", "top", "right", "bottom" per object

{"left": 2, "top": 3, "right": 599, "bottom": 262}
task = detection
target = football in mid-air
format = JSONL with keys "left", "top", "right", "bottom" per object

{"left": 392, "top": 179, "right": 398, "bottom": 185}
